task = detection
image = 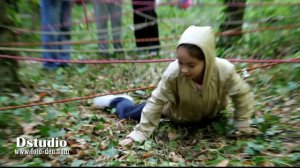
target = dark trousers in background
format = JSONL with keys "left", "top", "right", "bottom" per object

{"left": 40, "top": 0, "right": 72, "bottom": 69}
{"left": 132, "top": 0, "right": 160, "bottom": 52}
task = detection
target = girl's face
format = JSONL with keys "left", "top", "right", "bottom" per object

{"left": 177, "top": 46, "right": 205, "bottom": 82}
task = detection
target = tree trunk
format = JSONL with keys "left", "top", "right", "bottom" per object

{"left": 218, "top": 0, "right": 246, "bottom": 48}
{"left": 0, "top": 0, "right": 22, "bottom": 93}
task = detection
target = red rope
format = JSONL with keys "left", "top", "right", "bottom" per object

{"left": 132, "top": 1, "right": 300, "bottom": 7}
{"left": 0, "top": 85, "right": 156, "bottom": 111}
{"left": 5, "top": 1, "right": 298, "bottom": 34}
{"left": 236, "top": 63, "right": 278, "bottom": 73}
{"left": 0, "top": 54, "right": 299, "bottom": 64}
{"left": 227, "top": 58, "right": 300, "bottom": 63}
{"left": 1, "top": 24, "right": 298, "bottom": 47}
{"left": 0, "top": 62, "right": 286, "bottom": 111}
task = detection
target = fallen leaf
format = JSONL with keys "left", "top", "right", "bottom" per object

{"left": 168, "top": 132, "right": 178, "bottom": 140}
{"left": 142, "top": 152, "right": 154, "bottom": 158}
{"left": 70, "top": 144, "right": 85, "bottom": 149}
{"left": 39, "top": 92, "right": 48, "bottom": 98}
{"left": 260, "top": 161, "right": 275, "bottom": 167}
{"left": 50, "top": 159, "right": 60, "bottom": 167}
{"left": 76, "top": 139, "right": 87, "bottom": 145}
{"left": 65, "top": 131, "right": 74, "bottom": 139}
{"left": 29, "top": 95, "right": 41, "bottom": 102}
{"left": 20, "top": 123, "right": 40, "bottom": 135}
{"left": 97, "top": 75, "right": 106, "bottom": 80}
{"left": 168, "top": 152, "right": 185, "bottom": 163}
{"left": 242, "top": 160, "right": 253, "bottom": 165}
{"left": 118, "top": 153, "right": 129, "bottom": 161}
{"left": 283, "top": 99, "right": 296, "bottom": 106}
{"left": 76, "top": 150, "right": 87, "bottom": 158}
{"left": 281, "top": 107, "right": 291, "bottom": 113}
{"left": 215, "top": 160, "right": 229, "bottom": 167}
{"left": 95, "top": 155, "right": 107, "bottom": 162}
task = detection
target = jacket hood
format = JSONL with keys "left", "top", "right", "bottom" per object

{"left": 177, "top": 25, "right": 216, "bottom": 90}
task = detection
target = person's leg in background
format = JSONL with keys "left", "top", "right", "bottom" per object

{"left": 57, "top": 0, "right": 72, "bottom": 67}
{"left": 132, "top": 0, "right": 160, "bottom": 55}
{"left": 109, "top": 2, "right": 123, "bottom": 53}
{"left": 93, "top": 0, "right": 110, "bottom": 57}
{"left": 132, "top": 0, "right": 147, "bottom": 49}
{"left": 143, "top": 1, "right": 160, "bottom": 55}
{"left": 41, "top": 0, "right": 60, "bottom": 70}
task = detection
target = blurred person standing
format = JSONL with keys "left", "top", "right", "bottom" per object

{"left": 132, "top": 0, "right": 160, "bottom": 56}
{"left": 40, "top": 0, "right": 72, "bottom": 70}
{"left": 93, "top": 0, "right": 123, "bottom": 57}
{"left": 178, "top": 0, "right": 193, "bottom": 10}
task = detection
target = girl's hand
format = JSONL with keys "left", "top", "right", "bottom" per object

{"left": 119, "top": 138, "right": 134, "bottom": 147}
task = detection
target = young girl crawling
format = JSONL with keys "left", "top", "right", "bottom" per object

{"left": 93, "top": 25, "right": 255, "bottom": 146}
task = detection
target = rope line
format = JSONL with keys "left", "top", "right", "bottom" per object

{"left": 2, "top": 10, "right": 298, "bottom": 37}
{"left": 130, "top": 1, "right": 300, "bottom": 7}
{"left": 34, "top": 1, "right": 300, "bottom": 32}
{"left": 1, "top": 54, "right": 299, "bottom": 64}
{"left": 0, "top": 85, "right": 156, "bottom": 111}
{"left": 0, "top": 24, "right": 298, "bottom": 47}
{"left": 3, "top": 1, "right": 296, "bottom": 34}
{"left": 62, "top": 0, "right": 300, "bottom": 7}
{"left": 0, "top": 44, "right": 170, "bottom": 53}
{"left": 0, "top": 62, "right": 288, "bottom": 111}
{"left": 0, "top": 0, "right": 300, "bottom": 35}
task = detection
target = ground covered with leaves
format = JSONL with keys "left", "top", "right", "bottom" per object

{"left": 0, "top": 0, "right": 300, "bottom": 166}
{"left": 0, "top": 61, "right": 299, "bottom": 166}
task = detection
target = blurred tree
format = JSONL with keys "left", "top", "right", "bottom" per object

{"left": 0, "top": 0, "right": 22, "bottom": 92}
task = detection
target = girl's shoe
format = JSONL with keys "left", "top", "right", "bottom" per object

{"left": 93, "top": 94, "right": 134, "bottom": 109}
